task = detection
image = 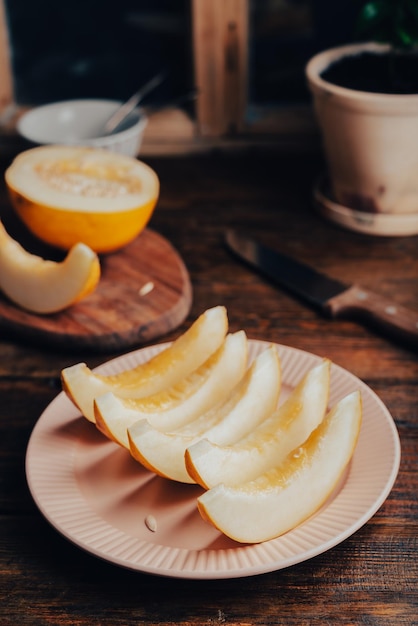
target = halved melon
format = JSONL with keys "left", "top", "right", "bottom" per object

{"left": 5, "top": 145, "right": 159, "bottom": 253}
{"left": 61, "top": 305, "right": 228, "bottom": 422}
{"left": 128, "top": 345, "right": 281, "bottom": 483}
{"left": 185, "top": 359, "right": 331, "bottom": 488}
{"left": 0, "top": 220, "right": 100, "bottom": 314}
{"left": 94, "top": 331, "right": 248, "bottom": 448}
{"left": 197, "top": 391, "right": 362, "bottom": 544}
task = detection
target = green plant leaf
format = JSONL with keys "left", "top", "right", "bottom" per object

{"left": 356, "top": 0, "right": 418, "bottom": 49}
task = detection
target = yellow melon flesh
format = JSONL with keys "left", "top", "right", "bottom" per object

{"left": 127, "top": 345, "right": 281, "bottom": 483}
{"left": 94, "top": 331, "right": 248, "bottom": 448}
{"left": 0, "top": 220, "right": 100, "bottom": 314}
{"left": 185, "top": 359, "right": 331, "bottom": 488}
{"left": 5, "top": 145, "right": 159, "bottom": 253}
{"left": 61, "top": 305, "right": 228, "bottom": 422}
{"left": 197, "top": 391, "right": 362, "bottom": 544}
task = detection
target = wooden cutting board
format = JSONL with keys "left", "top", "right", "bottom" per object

{"left": 0, "top": 229, "right": 192, "bottom": 353}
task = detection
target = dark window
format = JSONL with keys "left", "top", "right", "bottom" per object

{"left": 5, "top": 0, "right": 193, "bottom": 106}
{"left": 248, "top": 0, "right": 359, "bottom": 108}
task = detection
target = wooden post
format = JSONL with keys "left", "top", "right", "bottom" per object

{"left": 0, "top": 0, "right": 14, "bottom": 113}
{"left": 191, "top": 0, "right": 248, "bottom": 137}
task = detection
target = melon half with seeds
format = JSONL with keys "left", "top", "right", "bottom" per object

{"left": 5, "top": 145, "right": 159, "bottom": 253}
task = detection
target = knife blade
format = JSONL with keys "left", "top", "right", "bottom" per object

{"left": 225, "top": 229, "right": 418, "bottom": 347}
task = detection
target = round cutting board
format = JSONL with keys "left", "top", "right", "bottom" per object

{"left": 0, "top": 229, "right": 192, "bottom": 352}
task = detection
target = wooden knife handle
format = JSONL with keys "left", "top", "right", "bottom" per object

{"left": 326, "top": 284, "right": 418, "bottom": 347}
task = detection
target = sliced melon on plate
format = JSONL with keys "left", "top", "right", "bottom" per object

{"left": 61, "top": 305, "right": 228, "bottom": 422}
{"left": 128, "top": 344, "right": 281, "bottom": 483}
{"left": 197, "top": 390, "right": 362, "bottom": 543}
{"left": 185, "top": 358, "right": 331, "bottom": 488}
{"left": 94, "top": 331, "right": 248, "bottom": 448}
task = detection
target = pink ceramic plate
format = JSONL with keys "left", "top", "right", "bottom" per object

{"left": 25, "top": 341, "right": 400, "bottom": 579}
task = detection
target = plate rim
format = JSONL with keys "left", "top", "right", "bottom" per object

{"left": 25, "top": 340, "right": 401, "bottom": 579}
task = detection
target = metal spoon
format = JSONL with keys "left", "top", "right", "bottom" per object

{"left": 104, "top": 72, "right": 166, "bottom": 134}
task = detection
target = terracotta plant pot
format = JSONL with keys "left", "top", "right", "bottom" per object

{"left": 306, "top": 42, "right": 418, "bottom": 236}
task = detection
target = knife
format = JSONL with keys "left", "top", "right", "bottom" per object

{"left": 225, "top": 229, "right": 418, "bottom": 347}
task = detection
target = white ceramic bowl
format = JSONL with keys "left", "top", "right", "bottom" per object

{"left": 17, "top": 99, "right": 148, "bottom": 157}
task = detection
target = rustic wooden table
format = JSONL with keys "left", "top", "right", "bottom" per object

{"left": 0, "top": 151, "right": 417, "bottom": 625}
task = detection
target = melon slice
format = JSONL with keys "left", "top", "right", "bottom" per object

{"left": 94, "top": 331, "right": 248, "bottom": 448}
{"left": 128, "top": 345, "right": 281, "bottom": 483}
{"left": 185, "top": 359, "right": 331, "bottom": 488}
{"left": 0, "top": 220, "right": 100, "bottom": 314}
{"left": 61, "top": 305, "right": 228, "bottom": 422}
{"left": 197, "top": 391, "right": 362, "bottom": 544}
